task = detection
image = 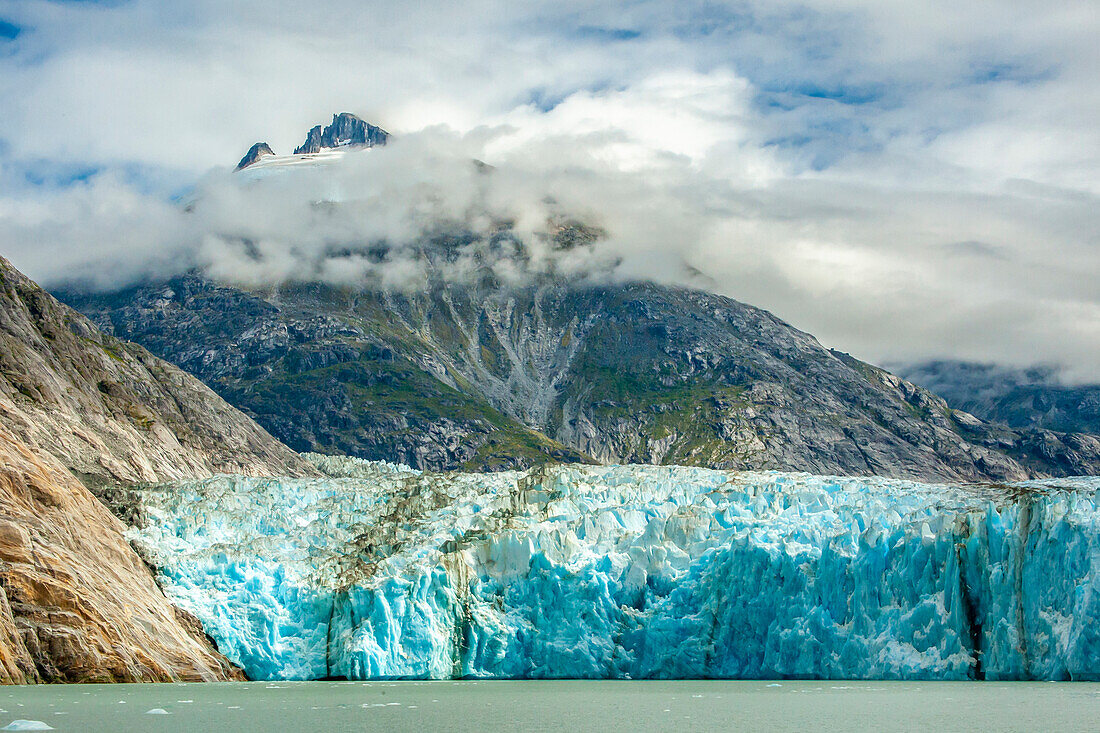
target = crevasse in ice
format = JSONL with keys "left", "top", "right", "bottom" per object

{"left": 128, "top": 462, "right": 1100, "bottom": 681}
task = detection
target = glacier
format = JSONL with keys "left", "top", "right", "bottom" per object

{"left": 127, "top": 461, "right": 1100, "bottom": 681}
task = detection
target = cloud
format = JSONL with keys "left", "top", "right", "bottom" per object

{"left": 0, "top": 0, "right": 1098, "bottom": 379}
{"left": 0, "top": 167, "right": 192, "bottom": 288}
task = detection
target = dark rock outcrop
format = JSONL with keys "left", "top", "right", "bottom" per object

{"left": 236, "top": 141, "right": 275, "bottom": 169}
{"left": 293, "top": 112, "right": 388, "bottom": 155}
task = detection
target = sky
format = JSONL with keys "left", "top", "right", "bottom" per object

{"left": 0, "top": 0, "right": 1097, "bottom": 380}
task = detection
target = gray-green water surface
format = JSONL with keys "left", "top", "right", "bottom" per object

{"left": 4, "top": 680, "right": 1099, "bottom": 732}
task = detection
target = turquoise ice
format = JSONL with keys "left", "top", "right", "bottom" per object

{"left": 129, "top": 461, "right": 1100, "bottom": 681}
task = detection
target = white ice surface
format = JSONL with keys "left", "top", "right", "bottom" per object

{"left": 129, "top": 464, "right": 1100, "bottom": 681}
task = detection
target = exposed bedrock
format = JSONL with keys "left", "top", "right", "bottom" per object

{"left": 0, "top": 425, "right": 245, "bottom": 683}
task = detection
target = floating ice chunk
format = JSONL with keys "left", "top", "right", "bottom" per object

{"left": 145, "top": 709, "right": 171, "bottom": 715}
{"left": 767, "top": 684, "right": 782, "bottom": 688}
{"left": 2, "top": 722, "right": 54, "bottom": 731}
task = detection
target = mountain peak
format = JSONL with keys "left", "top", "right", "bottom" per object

{"left": 292, "top": 112, "right": 389, "bottom": 155}
{"left": 236, "top": 141, "right": 275, "bottom": 170}
{"left": 234, "top": 113, "right": 390, "bottom": 170}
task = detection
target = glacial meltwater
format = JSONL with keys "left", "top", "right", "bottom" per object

{"left": 4, "top": 680, "right": 1100, "bottom": 732}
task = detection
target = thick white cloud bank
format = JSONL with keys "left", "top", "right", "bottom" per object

{"left": 0, "top": 0, "right": 1097, "bottom": 378}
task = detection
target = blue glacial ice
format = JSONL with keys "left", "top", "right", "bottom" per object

{"left": 128, "top": 462, "right": 1100, "bottom": 681}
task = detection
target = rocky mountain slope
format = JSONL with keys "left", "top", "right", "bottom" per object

{"left": 900, "top": 360, "right": 1100, "bottom": 436}
{"left": 62, "top": 273, "right": 1100, "bottom": 480}
{"left": 0, "top": 255, "right": 321, "bottom": 683}
{"left": 0, "top": 424, "right": 245, "bottom": 683}
{"left": 0, "top": 255, "right": 316, "bottom": 486}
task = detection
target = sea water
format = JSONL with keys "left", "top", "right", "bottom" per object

{"left": 4, "top": 681, "right": 1099, "bottom": 732}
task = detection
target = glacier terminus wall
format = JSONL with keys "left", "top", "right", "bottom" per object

{"left": 128, "top": 461, "right": 1100, "bottom": 681}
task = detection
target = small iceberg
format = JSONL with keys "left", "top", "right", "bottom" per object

{"left": 145, "top": 708, "right": 171, "bottom": 715}
{"left": 2, "top": 722, "right": 54, "bottom": 731}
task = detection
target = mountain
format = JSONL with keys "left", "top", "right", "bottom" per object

{"left": 235, "top": 113, "right": 388, "bottom": 170}
{"left": 0, "top": 255, "right": 315, "bottom": 487}
{"left": 900, "top": 360, "right": 1100, "bottom": 436}
{"left": 53, "top": 112, "right": 1100, "bottom": 481}
{"left": 0, "top": 425, "right": 244, "bottom": 683}
{"left": 292, "top": 112, "right": 388, "bottom": 155}
{"left": 60, "top": 272, "right": 1100, "bottom": 480}
{"left": 0, "top": 255, "right": 318, "bottom": 682}
{"left": 237, "top": 141, "right": 275, "bottom": 170}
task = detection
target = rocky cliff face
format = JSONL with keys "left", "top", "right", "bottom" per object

{"left": 61, "top": 273, "right": 1100, "bottom": 480}
{"left": 0, "top": 255, "right": 321, "bottom": 683}
{"left": 292, "top": 113, "right": 388, "bottom": 155}
{"left": 0, "top": 423, "right": 245, "bottom": 682}
{"left": 0, "top": 255, "right": 316, "bottom": 485}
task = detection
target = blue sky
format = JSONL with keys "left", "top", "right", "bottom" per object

{"left": 0, "top": 0, "right": 1097, "bottom": 377}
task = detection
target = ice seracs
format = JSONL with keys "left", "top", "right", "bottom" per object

{"left": 129, "top": 461, "right": 1100, "bottom": 681}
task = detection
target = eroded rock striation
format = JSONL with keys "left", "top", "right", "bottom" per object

{"left": 0, "top": 255, "right": 316, "bottom": 485}
{"left": 0, "top": 425, "right": 245, "bottom": 683}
